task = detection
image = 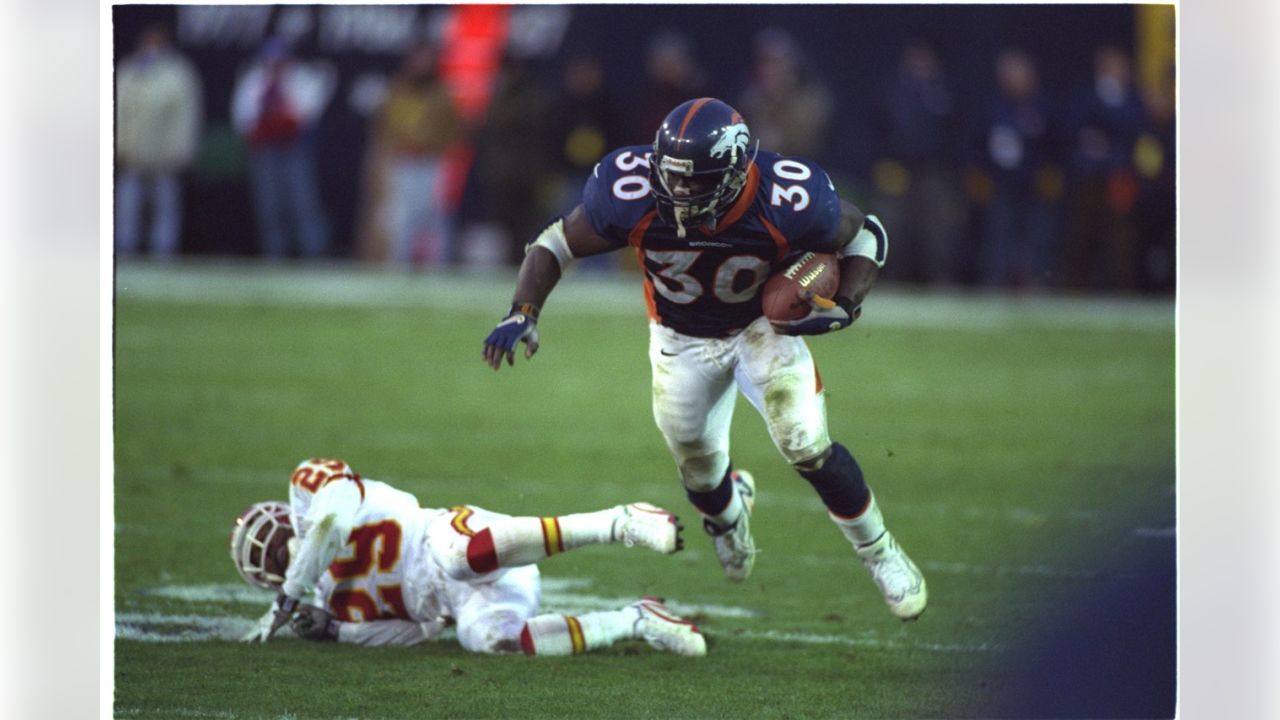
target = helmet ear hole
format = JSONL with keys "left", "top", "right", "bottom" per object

{"left": 267, "top": 536, "right": 292, "bottom": 578}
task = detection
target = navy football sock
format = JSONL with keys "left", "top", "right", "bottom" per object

{"left": 686, "top": 466, "right": 735, "bottom": 517}
{"left": 797, "top": 443, "right": 871, "bottom": 518}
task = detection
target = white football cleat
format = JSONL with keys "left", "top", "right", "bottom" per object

{"left": 855, "top": 531, "right": 927, "bottom": 621}
{"left": 704, "top": 470, "right": 757, "bottom": 582}
{"left": 615, "top": 503, "right": 683, "bottom": 554}
{"left": 631, "top": 597, "right": 707, "bottom": 657}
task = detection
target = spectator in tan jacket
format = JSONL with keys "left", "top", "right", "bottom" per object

{"left": 115, "top": 24, "right": 202, "bottom": 258}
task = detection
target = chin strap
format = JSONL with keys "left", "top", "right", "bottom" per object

{"left": 671, "top": 200, "right": 724, "bottom": 239}
{"left": 672, "top": 206, "right": 691, "bottom": 238}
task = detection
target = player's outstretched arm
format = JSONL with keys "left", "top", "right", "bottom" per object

{"left": 482, "top": 206, "right": 619, "bottom": 370}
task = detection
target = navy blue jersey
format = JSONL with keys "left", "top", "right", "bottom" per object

{"left": 583, "top": 145, "right": 844, "bottom": 337}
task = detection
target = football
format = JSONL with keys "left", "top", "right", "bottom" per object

{"left": 761, "top": 252, "right": 841, "bottom": 322}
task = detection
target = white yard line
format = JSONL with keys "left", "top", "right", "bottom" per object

{"left": 791, "top": 553, "right": 1144, "bottom": 580}
{"left": 141, "top": 584, "right": 275, "bottom": 605}
{"left": 920, "top": 559, "right": 1143, "bottom": 581}
{"left": 761, "top": 493, "right": 1111, "bottom": 527}
{"left": 114, "top": 707, "right": 241, "bottom": 719}
{"left": 115, "top": 261, "right": 1172, "bottom": 332}
{"left": 540, "top": 592, "right": 763, "bottom": 619}
{"left": 116, "top": 609, "right": 997, "bottom": 655}
{"left": 734, "top": 629, "right": 1002, "bottom": 653}
{"left": 117, "top": 581, "right": 995, "bottom": 654}
{"left": 115, "top": 612, "right": 256, "bottom": 643}
{"left": 129, "top": 580, "right": 761, "bottom": 619}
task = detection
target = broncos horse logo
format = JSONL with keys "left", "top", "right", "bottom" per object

{"left": 709, "top": 123, "right": 750, "bottom": 162}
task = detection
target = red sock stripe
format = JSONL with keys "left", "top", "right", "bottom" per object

{"left": 520, "top": 624, "right": 536, "bottom": 656}
{"left": 465, "top": 528, "right": 500, "bottom": 573}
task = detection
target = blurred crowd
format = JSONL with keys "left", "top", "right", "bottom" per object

{"left": 115, "top": 21, "right": 1175, "bottom": 294}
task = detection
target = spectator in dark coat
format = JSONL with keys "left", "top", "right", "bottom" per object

{"left": 1061, "top": 45, "right": 1146, "bottom": 291}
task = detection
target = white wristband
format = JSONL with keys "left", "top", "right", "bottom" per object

{"left": 840, "top": 214, "right": 888, "bottom": 268}
{"left": 527, "top": 218, "right": 575, "bottom": 270}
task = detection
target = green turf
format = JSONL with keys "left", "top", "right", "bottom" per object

{"left": 113, "top": 263, "right": 1175, "bottom": 719}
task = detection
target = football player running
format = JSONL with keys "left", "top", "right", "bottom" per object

{"left": 482, "top": 98, "right": 926, "bottom": 621}
{"left": 232, "top": 458, "right": 707, "bottom": 656}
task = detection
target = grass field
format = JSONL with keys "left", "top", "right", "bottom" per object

{"left": 112, "top": 261, "right": 1176, "bottom": 719}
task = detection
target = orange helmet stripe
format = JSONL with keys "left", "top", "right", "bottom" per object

{"left": 676, "top": 97, "right": 715, "bottom": 140}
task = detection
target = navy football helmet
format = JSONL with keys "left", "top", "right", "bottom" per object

{"left": 651, "top": 97, "right": 758, "bottom": 237}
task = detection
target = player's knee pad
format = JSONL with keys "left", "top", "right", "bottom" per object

{"left": 792, "top": 449, "right": 828, "bottom": 473}
{"left": 760, "top": 385, "right": 831, "bottom": 464}
{"left": 458, "top": 609, "right": 527, "bottom": 655}
{"left": 685, "top": 463, "right": 737, "bottom": 517}
{"left": 794, "top": 442, "right": 870, "bottom": 518}
{"left": 781, "top": 435, "right": 834, "bottom": 467}
{"left": 432, "top": 536, "right": 480, "bottom": 582}
{"left": 675, "top": 448, "right": 730, "bottom": 492}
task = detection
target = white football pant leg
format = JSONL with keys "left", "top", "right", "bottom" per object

{"left": 648, "top": 322, "right": 737, "bottom": 491}
{"left": 424, "top": 506, "right": 513, "bottom": 583}
{"left": 451, "top": 565, "right": 541, "bottom": 654}
{"left": 733, "top": 317, "right": 831, "bottom": 465}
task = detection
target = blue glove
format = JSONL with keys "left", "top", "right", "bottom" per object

{"left": 773, "top": 292, "right": 861, "bottom": 336}
{"left": 483, "top": 304, "right": 541, "bottom": 370}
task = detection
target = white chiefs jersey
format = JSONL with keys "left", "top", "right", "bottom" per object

{"left": 286, "top": 459, "right": 448, "bottom": 626}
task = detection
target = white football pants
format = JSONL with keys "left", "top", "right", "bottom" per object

{"left": 648, "top": 316, "right": 831, "bottom": 492}
{"left": 419, "top": 506, "right": 542, "bottom": 654}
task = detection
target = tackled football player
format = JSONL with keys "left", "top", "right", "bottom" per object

{"left": 233, "top": 458, "right": 707, "bottom": 656}
{"left": 482, "top": 98, "right": 926, "bottom": 621}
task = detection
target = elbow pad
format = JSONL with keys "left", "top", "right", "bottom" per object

{"left": 839, "top": 214, "right": 889, "bottom": 268}
{"left": 526, "top": 218, "right": 575, "bottom": 270}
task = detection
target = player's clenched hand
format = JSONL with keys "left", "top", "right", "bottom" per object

{"left": 483, "top": 306, "right": 540, "bottom": 370}
{"left": 290, "top": 604, "right": 339, "bottom": 642}
{"left": 772, "top": 291, "right": 862, "bottom": 336}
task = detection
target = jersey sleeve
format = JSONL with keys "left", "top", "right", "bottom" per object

{"left": 281, "top": 478, "right": 364, "bottom": 599}
{"left": 581, "top": 146, "right": 654, "bottom": 247}
{"left": 760, "top": 154, "right": 844, "bottom": 256}
{"left": 287, "top": 458, "right": 359, "bottom": 532}
{"left": 788, "top": 168, "right": 844, "bottom": 255}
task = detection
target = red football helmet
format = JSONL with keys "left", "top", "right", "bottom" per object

{"left": 229, "top": 500, "right": 294, "bottom": 590}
